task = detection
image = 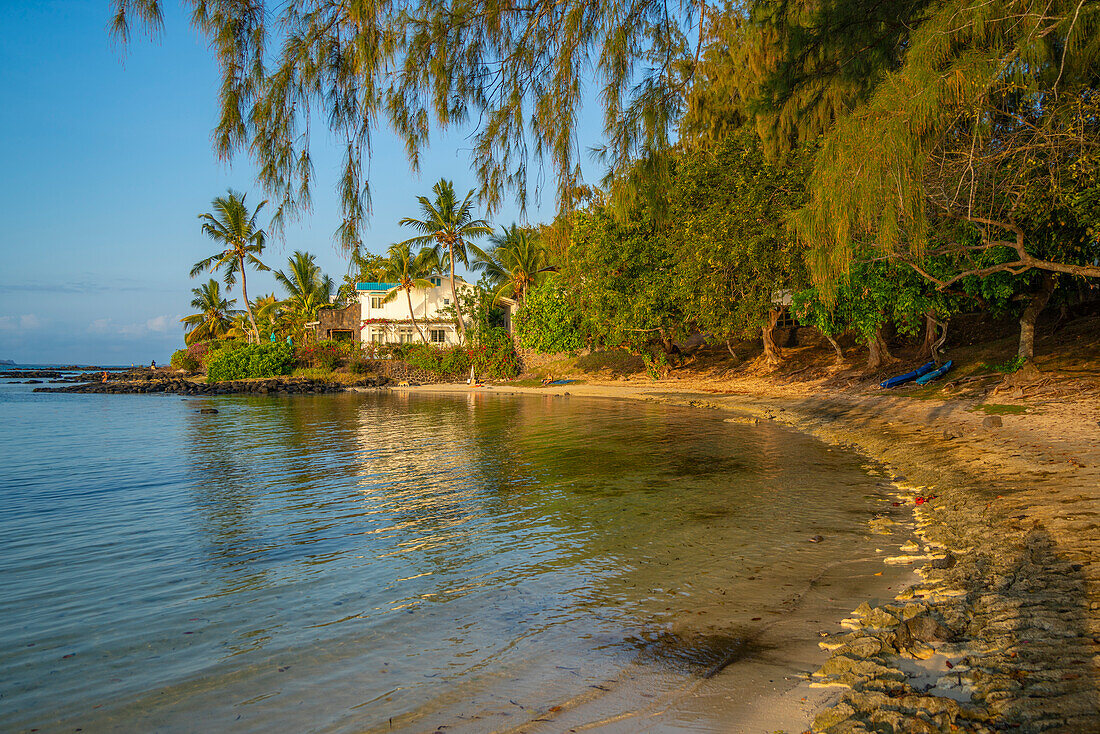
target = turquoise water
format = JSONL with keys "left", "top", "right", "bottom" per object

{"left": 0, "top": 381, "right": 893, "bottom": 732}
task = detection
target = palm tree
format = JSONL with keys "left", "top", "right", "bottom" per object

{"left": 181, "top": 279, "right": 238, "bottom": 345}
{"left": 379, "top": 241, "right": 438, "bottom": 343}
{"left": 470, "top": 224, "right": 551, "bottom": 302}
{"left": 227, "top": 294, "right": 281, "bottom": 340}
{"left": 252, "top": 293, "right": 282, "bottom": 338}
{"left": 193, "top": 190, "right": 270, "bottom": 343}
{"left": 275, "top": 251, "right": 335, "bottom": 331}
{"left": 398, "top": 179, "right": 493, "bottom": 342}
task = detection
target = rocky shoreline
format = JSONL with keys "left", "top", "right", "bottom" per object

{"left": 32, "top": 375, "right": 390, "bottom": 395}
{"left": 666, "top": 393, "right": 1099, "bottom": 733}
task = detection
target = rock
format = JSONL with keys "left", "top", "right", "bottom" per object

{"left": 943, "top": 428, "right": 964, "bottom": 439}
{"left": 836, "top": 636, "right": 884, "bottom": 658}
{"left": 930, "top": 552, "right": 958, "bottom": 569}
{"left": 982, "top": 415, "right": 1003, "bottom": 428}
{"left": 814, "top": 655, "right": 905, "bottom": 682}
{"left": 812, "top": 702, "right": 856, "bottom": 732}
{"left": 199, "top": 408, "right": 219, "bottom": 414}
{"left": 894, "top": 614, "right": 954, "bottom": 652}
{"left": 863, "top": 607, "right": 901, "bottom": 629}
{"left": 810, "top": 534, "right": 825, "bottom": 543}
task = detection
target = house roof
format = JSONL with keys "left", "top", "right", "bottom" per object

{"left": 356, "top": 282, "right": 398, "bottom": 292}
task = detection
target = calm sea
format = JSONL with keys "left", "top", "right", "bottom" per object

{"left": 1, "top": 378, "right": 897, "bottom": 732}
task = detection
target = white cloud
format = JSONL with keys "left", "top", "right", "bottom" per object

{"left": 89, "top": 318, "right": 113, "bottom": 334}
{"left": 145, "top": 315, "right": 172, "bottom": 332}
{"left": 87, "top": 315, "right": 178, "bottom": 339}
{"left": 0, "top": 314, "right": 43, "bottom": 331}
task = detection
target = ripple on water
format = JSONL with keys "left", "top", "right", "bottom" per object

{"left": 0, "top": 387, "right": 897, "bottom": 733}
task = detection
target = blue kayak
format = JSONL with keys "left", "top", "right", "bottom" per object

{"left": 914, "top": 360, "right": 953, "bottom": 385}
{"left": 880, "top": 361, "right": 935, "bottom": 389}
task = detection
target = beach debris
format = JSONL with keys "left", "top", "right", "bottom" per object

{"left": 809, "top": 534, "right": 825, "bottom": 543}
{"left": 914, "top": 495, "right": 937, "bottom": 505}
{"left": 199, "top": 408, "right": 219, "bottom": 414}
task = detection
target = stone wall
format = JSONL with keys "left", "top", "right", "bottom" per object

{"left": 317, "top": 303, "right": 361, "bottom": 339}
{"left": 361, "top": 359, "right": 465, "bottom": 384}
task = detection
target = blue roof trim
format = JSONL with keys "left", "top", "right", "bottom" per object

{"left": 356, "top": 282, "right": 398, "bottom": 291}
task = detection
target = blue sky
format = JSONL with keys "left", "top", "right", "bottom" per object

{"left": 0, "top": 1, "right": 602, "bottom": 365}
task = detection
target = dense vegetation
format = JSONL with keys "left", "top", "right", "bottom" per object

{"left": 142, "top": 0, "right": 1100, "bottom": 376}
{"left": 205, "top": 344, "right": 295, "bottom": 381}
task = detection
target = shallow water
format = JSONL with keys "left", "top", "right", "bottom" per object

{"left": 0, "top": 383, "right": 895, "bottom": 732}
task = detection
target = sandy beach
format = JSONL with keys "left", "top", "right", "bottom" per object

{"left": 379, "top": 377, "right": 1100, "bottom": 732}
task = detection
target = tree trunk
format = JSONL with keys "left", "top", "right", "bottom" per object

{"left": 761, "top": 309, "right": 783, "bottom": 367}
{"left": 725, "top": 338, "right": 739, "bottom": 364}
{"left": 824, "top": 333, "right": 844, "bottom": 364}
{"left": 1017, "top": 272, "right": 1057, "bottom": 363}
{"left": 920, "top": 312, "right": 936, "bottom": 357}
{"left": 449, "top": 243, "right": 466, "bottom": 343}
{"left": 239, "top": 254, "right": 259, "bottom": 344}
{"left": 866, "top": 326, "right": 894, "bottom": 371}
{"left": 406, "top": 288, "right": 428, "bottom": 343}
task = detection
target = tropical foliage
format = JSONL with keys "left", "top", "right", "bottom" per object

{"left": 378, "top": 241, "right": 438, "bottom": 343}
{"left": 206, "top": 343, "right": 295, "bottom": 381}
{"left": 193, "top": 190, "right": 270, "bottom": 343}
{"left": 398, "top": 179, "right": 493, "bottom": 341}
{"left": 180, "top": 279, "right": 237, "bottom": 345}
{"left": 470, "top": 225, "right": 551, "bottom": 302}
{"left": 152, "top": 0, "right": 1100, "bottom": 370}
{"left": 274, "top": 251, "right": 336, "bottom": 335}
{"left": 513, "top": 278, "right": 583, "bottom": 354}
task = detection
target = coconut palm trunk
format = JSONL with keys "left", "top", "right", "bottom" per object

{"left": 447, "top": 240, "right": 466, "bottom": 343}
{"left": 238, "top": 253, "right": 260, "bottom": 343}
{"left": 406, "top": 287, "right": 428, "bottom": 343}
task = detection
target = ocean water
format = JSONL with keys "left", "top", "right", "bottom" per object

{"left": 0, "top": 379, "right": 898, "bottom": 732}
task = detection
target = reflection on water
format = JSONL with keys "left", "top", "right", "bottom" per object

{"left": 0, "top": 388, "right": 891, "bottom": 732}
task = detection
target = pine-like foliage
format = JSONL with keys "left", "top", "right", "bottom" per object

{"left": 790, "top": 0, "right": 1100, "bottom": 295}
{"left": 112, "top": 0, "right": 709, "bottom": 248}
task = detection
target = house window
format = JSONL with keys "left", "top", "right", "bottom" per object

{"left": 443, "top": 298, "right": 450, "bottom": 306}
{"left": 370, "top": 329, "right": 385, "bottom": 344}
{"left": 430, "top": 329, "right": 446, "bottom": 344}
{"left": 430, "top": 277, "right": 441, "bottom": 286}
{"left": 399, "top": 331, "right": 413, "bottom": 344}
{"left": 775, "top": 308, "right": 797, "bottom": 329}
{"left": 371, "top": 296, "right": 384, "bottom": 309}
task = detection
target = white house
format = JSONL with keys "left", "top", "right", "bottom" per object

{"left": 356, "top": 275, "right": 515, "bottom": 347}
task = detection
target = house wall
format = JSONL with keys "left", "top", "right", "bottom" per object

{"left": 317, "top": 303, "right": 361, "bottom": 339}
{"left": 358, "top": 277, "right": 472, "bottom": 346}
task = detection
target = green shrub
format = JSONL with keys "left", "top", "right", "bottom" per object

{"left": 348, "top": 357, "right": 373, "bottom": 375}
{"left": 468, "top": 326, "right": 521, "bottom": 379}
{"left": 403, "top": 344, "right": 471, "bottom": 377}
{"left": 981, "top": 356, "right": 1025, "bottom": 374}
{"left": 206, "top": 343, "right": 295, "bottom": 381}
{"left": 170, "top": 348, "right": 199, "bottom": 371}
{"left": 514, "top": 280, "right": 583, "bottom": 353}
